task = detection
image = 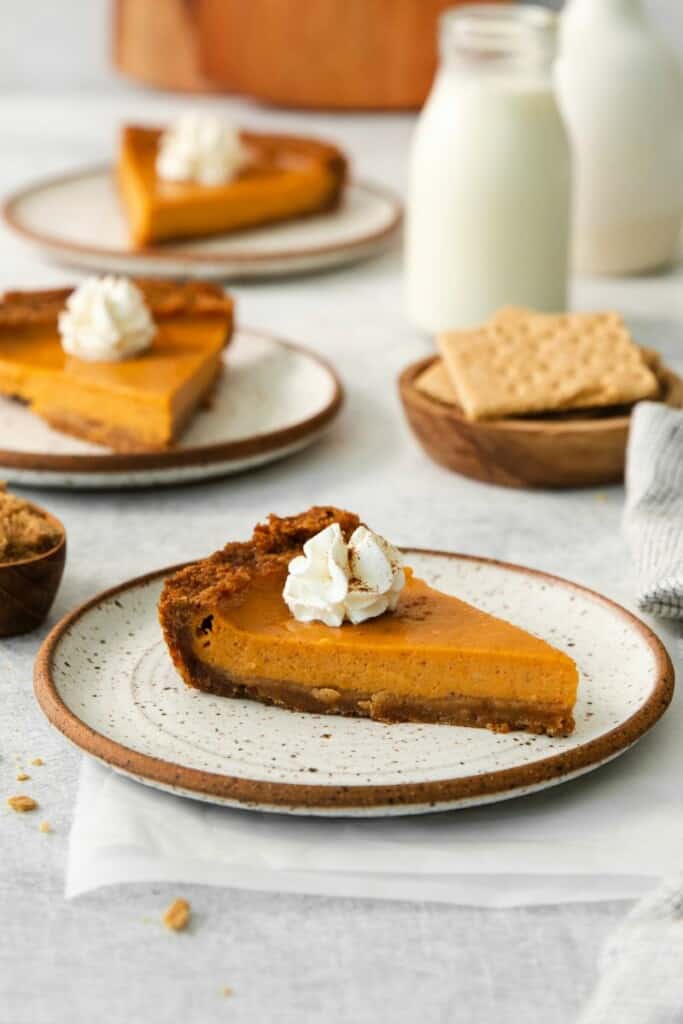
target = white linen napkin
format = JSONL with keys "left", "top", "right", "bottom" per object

{"left": 624, "top": 402, "right": 683, "bottom": 619}
{"left": 66, "top": 621, "right": 681, "bottom": 906}
{"left": 579, "top": 871, "right": 683, "bottom": 1024}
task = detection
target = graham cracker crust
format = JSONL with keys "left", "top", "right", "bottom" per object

{"left": 0, "top": 280, "right": 234, "bottom": 329}
{"left": 40, "top": 410, "right": 176, "bottom": 453}
{"left": 160, "top": 507, "right": 360, "bottom": 620}
{"left": 178, "top": 660, "right": 575, "bottom": 736}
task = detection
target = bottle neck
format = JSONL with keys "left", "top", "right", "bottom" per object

{"left": 439, "top": 4, "right": 558, "bottom": 80}
{"left": 564, "top": 0, "right": 643, "bottom": 21}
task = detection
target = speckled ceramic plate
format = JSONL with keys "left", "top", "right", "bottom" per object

{"left": 3, "top": 167, "right": 402, "bottom": 279}
{"left": 0, "top": 329, "right": 342, "bottom": 489}
{"left": 34, "top": 551, "right": 674, "bottom": 816}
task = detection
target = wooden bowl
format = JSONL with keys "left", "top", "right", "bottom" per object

{"left": 0, "top": 505, "right": 66, "bottom": 637}
{"left": 399, "top": 357, "right": 637, "bottom": 490}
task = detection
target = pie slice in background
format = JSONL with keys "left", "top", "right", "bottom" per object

{"left": 0, "top": 280, "right": 233, "bottom": 452}
{"left": 118, "top": 126, "right": 347, "bottom": 247}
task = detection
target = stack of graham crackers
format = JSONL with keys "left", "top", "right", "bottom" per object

{"left": 416, "top": 307, "right": 683, "bottom": 421}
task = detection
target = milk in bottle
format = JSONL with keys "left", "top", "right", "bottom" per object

{"left": 406, "top": 5, "right": 571, "bottom": 332}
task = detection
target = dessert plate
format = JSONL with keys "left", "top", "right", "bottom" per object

{"left": 0, "top": 329, "right": 342, "bottom": 489}
{"left": 34, "top": 551, "right": 674, "bottom": 817}
{"left": 3, "top": 167, "right": 402, "bottom": 279}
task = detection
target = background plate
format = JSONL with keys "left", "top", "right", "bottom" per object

{"left": 34, "top": 551, "right": 674, "bottom": 816}
{"left": 0, "top": 328, "right": 342, "bottom": 488}
{"left": 3, "top": 166, "right": 402, "bottom": 279}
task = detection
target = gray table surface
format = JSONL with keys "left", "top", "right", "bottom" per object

{"left": 1, "top": 89, "right": 682, "bottom": 1024}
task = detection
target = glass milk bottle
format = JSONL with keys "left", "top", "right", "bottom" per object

{"left": 405, "top": 5, "right": 571, "bottom": 333}
{"left": 557, "top": 0, "right": 683, "bottom": 275}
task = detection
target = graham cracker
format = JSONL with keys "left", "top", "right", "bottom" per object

{"left": 639, "top": 345, "right": 665, "bottom": 379}
{"left": 660, "top": 367, "right": 683, "bottom": 408}
{"left": 491, "top": 306, "right": 531, "bottom": 325}
{"left": 438, "top": 311, "right": 659, "bottom": 421}
{"left": 415, "top": 359, "right": 457, "bottom": 405}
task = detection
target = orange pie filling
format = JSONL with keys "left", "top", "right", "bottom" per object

{"left": 160, "top": 508, "right": 579, "bottom": 736}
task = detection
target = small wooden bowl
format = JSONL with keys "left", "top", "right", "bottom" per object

{"left": 0, "top": 505, "right": 66, "bottom": 637}
{"left": 399, "top": 357, "right": 637, "bottom": 490}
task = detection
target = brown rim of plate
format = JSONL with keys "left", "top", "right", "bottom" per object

{"left": 2, "top": 166, "right": 403, "bottom": 266}
{"left": 33, "top": 550, "right": 675, "bottom": 811}
{"left": 0, "top": 330, "right": 343, "bottom": 473}
{"left": 0, "top": 502, "right": 66, "bottom": 568}
{"left": 400, "top": 357, "right": 633, "bottom": 434}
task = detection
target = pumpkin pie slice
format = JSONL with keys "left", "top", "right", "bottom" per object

{"left": 159, "top": 508, "right": 579, "bottom": 736}
{"left": 118, "top": 125, "right": 347, "bottom": 248}
{"left": 0, "top": 280, "right": 233, "bottom": 452}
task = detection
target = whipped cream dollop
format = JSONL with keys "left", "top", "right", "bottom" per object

{"left": 156, "top": 113, "right": 250, "bottom": 186}
{"left": 58, "top": 276, "right": 155, "bottom": 362}
{"left": 283, "top": 523, "right": 405, "bottom": 627}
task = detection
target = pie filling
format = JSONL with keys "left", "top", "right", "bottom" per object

{"left": 159, "top": 508, "right": 579, "bottom": 737}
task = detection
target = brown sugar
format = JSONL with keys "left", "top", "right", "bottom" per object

{"left": 0, "top": 485, "right": 61, "bottom": 563}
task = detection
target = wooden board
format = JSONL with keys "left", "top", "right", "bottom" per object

{"left": 114, "top": 0, "right": 510, "bottom": 109}
{"left": 113, "top": 0, "right": 214, "bottom": 93}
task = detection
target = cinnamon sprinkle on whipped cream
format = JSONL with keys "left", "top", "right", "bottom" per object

{"left": 283, "top": 523, "right": 405, "bottom": 627}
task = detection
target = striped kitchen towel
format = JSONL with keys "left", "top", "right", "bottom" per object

{"left": 624, "top": 402, "right": 683, "bottom": 620}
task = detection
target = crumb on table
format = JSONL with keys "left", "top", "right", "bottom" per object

{"left": 39, "top": 821, "right": 52, "bottom": 833}
{"left": 163, "top": 898, "right": 191, "bottom": 932}
{"left": 7, "top": 795, "right": 38, "bottom": 813}
{"left": 31, "top": 758, "right": 44, "bottom": 767}
{"left": 15, "top": 772, "right": 30, "bottom": 782}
